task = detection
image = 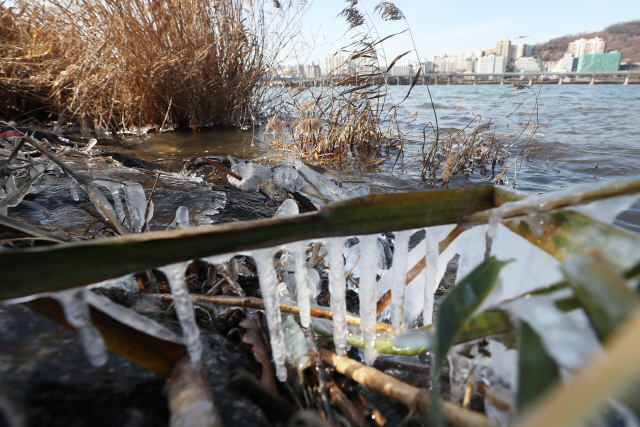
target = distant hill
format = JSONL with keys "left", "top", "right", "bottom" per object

{"left": 534, "top": 21, "right": 640, "bottom": 63}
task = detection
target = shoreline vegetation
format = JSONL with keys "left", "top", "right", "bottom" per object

{"left": 3, "top": 2, "right": 640, "bottom": 427}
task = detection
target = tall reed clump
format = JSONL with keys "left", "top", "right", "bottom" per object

{"left": 264, "top": 2, "right": 408, "bottom": 165}
{"left": 0, "top": 0, "right": 297, "bottom": 133}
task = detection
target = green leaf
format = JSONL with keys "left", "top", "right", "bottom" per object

{"left": 561, "top": 252, "right": 639, "bottom": 342}
{"left": 434, "top": 256, "right": 512, "bottom": 373}
{"left": 517, "top": 320, "right": 560, "bottom": 411}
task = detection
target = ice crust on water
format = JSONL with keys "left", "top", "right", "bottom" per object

{"left": 253, "top": 248, "right": 288, "bottom": 381}
{"left": 358, "top": 234, "right": 379, "bottom": 365}
{"left": 95, "top": 179, "right": 125, "bottom": 222}
{"left": 160, "top": 263, "right": 203, "bottom": 364}
{"left": 327, "top": 237, "right": 348, "bottom": 355}
{"left": 54, "top": 288, "right": 108, "bottom": 367}
{"left": 391, "top": 230, "right": 411, "bottom": 328}
{"left": 291, "top": 242, "right": 311, "bottom": 328}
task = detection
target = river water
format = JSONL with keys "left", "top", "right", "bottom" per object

{"left": 118, "top": 83, "right": 640, "bottom": 231}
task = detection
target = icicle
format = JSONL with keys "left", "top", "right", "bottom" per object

{"left": 422, "top": 228, "right": 440, "bottom": 327}
{"left": 160, "top": 263, "right": 202, "bottom": 364}
{"left": 253, "top": 248, "right": 288, "bottom": 382}
{"left": 327, "top": 237, "right": 348, "bottom": 356}
{"left": 391, "top": 230, "right": 411, "bottom": 328}
{"left": 292, "top": 242, "right": 311, "bottom": 328}
{"left": 54, "top": 288, "right": 108, "bottom": 367}
{"left": 359, "top": 235, "right": 378, "bottom": 365}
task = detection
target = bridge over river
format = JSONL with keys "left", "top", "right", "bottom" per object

{"left": 269, "top": 71, "right": 640, "bottom": 87}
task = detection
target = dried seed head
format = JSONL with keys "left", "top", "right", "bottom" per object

{"left": 297, "top": 100, "right": 315, "bottom": 115}
{"left": 266, "top": 116, "right": 286, "bottom": 137}
{"left": 338, "top": 5, "right": 364, "bottom": 29}
{"left": 293, "top": 118, "right": 322, "bottom": 137}
{"left": 374, "top": 2, "right": 404, "bottom": 21}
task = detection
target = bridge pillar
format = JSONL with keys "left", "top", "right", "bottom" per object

{"left": 590, "top": 73, "right": 595, "bottom": 85}
{"left": 396, "top": 77, "right": 400, "bottom": 85}
{"left": 435, "top": 76, "right": 439, "bottom": 85}
{"left": 447, "top": 75, "right": 452, "bottom": 85}
{"left": 624, "top": 73, "right": 629, "bottom": 85}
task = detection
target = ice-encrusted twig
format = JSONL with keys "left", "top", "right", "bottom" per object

{"left": 320, "top": 348, "right": 499, "bottom": 427}
{"left": 465, "top": 175, "right": 640, "bottom": 224}
{"left": 143, "top": 293, "right": 396, "bottom": 334}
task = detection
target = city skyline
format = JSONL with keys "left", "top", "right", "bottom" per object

{"left": 289, "top": 0, "right": 639, "bottom": 68}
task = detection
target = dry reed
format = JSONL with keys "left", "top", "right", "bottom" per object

{"left": 0, "top": 0, "right": 301, "bottom": 133}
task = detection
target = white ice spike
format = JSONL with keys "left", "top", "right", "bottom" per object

{"left": 160, "top": 263, "right": 203, "bottom": 364}
{"left": 292, "top": 242, "right": 311, "bottom": 328}
{"left": 359, "top": 235, "right": 379, "bottom": 365}
{"left": 327, "top": 237, "right": 348, "bottom": 355}
{"left": 253, "top": 248, "right": 288, "bottom": 381}
{"left": 391, "top": 230, "right": 411, "bottom": 328}
{"left": 423, "top": 228, "right": 440, "bottom": 326}
{"left": 54, "top": 288, "right": 108, "bottom": 367}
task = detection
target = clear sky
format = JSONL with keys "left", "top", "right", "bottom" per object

{"left": 285, "top": 0, "right": 640, "bottom": 67}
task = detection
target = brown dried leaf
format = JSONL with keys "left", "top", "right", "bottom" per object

{"left": 239, "top": 317, "right": 277, "bottom": 394}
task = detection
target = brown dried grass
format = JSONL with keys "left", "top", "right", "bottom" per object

{"left": 0, "top": 0, "right": 291, "bottom": 132}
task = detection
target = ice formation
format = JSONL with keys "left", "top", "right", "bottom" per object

{"left": 226, "top": 159, "right": 370, "bottom": 206}
{"left": 327, "top": 237, "right": 348, "bottom": 355}
{"left": 54, "top": 288, "right": 108, "bottom": 367}
{"left": 274, "top": 199, "right": 299, "bottom": 218}
{"left": 292, "top": 242, "right": 311, "bottom": 328}
{"left": 160, "top": 263, "right": 203, "bottom": 364}
{"left": 253, "top": 248, "right": 288, "bottom": 381}
{"left": 390, "top": 230, "right": 411, "bottom": 328}
{"left": 123, "top": 182, "right": 149, "bottom": 232}
{"left": 228, "top": 161, "right": 272, "bottom": 193}
{"left": 358, "top": 234, "right": 379, "bottom": 365}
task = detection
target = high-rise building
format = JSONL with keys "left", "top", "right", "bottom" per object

{"left": 514, "top": 57, "right": 542, "bottom": 72}
{"left": 515, "top": 44, "right": 534, "bottom": 59}
{"left": 304, "top": 63, "right": 322, "bottom": 78}
{"left": 325, "top": 53, "right": 346, "bottom": 76}
{"left": 495, "top": 39, "right": 511, "bottom": 59}
{"left": 567, "top": 37, "right": 606, "bottom": 57}
{"left": 477, "top": 55, "right": 506, "bottom": 74}
{"left": 577, "top": 52, "right": 622, "bottom": 72}
{"left": 554, "top": 54, "right": 579, "bottom": 72}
